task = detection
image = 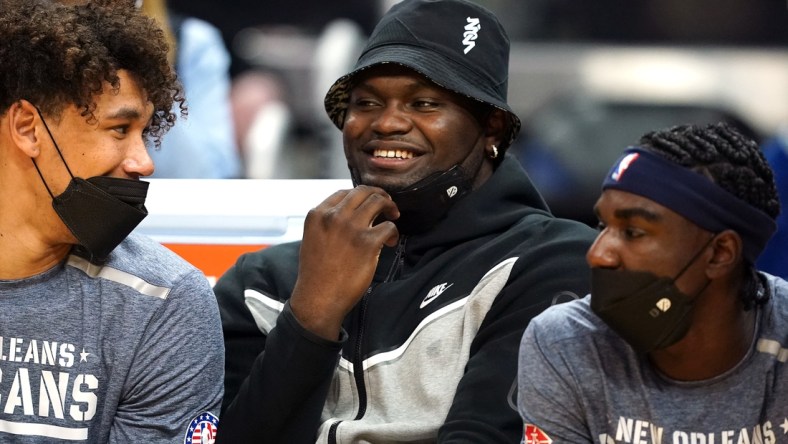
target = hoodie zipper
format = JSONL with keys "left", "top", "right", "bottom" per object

{"left": 328, "top": 236, "right": 407, "bottom": 443}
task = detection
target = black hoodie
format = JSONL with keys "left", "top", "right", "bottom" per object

{"left": 214, "top": 156, "right": 597, "bottom": 443}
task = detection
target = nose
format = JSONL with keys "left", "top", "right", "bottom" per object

{"left": 370, "top": 103, "right": 411, "bottom": 135}
{"left": 122, "top": 137, "right": 155, "bottom": 178}
{"left": 586, "top": 229, "right": 620, "bottom": 269}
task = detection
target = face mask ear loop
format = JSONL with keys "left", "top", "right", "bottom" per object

{"left": 31, "top": 107, "right": 78, "bottom": 200}
{"left": 672, "top": 233, "right": 717, "bottom": 282}
{"left": 34, "top": 106, "right": 76, "bottom": 178}
{"left": 31, "top": 158, "right": 56, "bottom": 200}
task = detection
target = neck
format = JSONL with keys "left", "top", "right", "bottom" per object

{"left": 0, "top": 185, "right": 71, "bottom": 280}
{"left": 648, "top": 283, "right": 757, "bottom": 381}
{"left": 0, "top": 229, "right": 71, "bottom": 280}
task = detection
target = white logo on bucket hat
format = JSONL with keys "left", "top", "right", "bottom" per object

{"left": 463, "top": 17, "right": 481, "bottom": 54}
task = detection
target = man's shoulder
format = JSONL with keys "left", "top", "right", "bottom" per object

{"left": 528, "top": 296, "right": 609, "bottom": 345}
{"left": 72, "top": 234, "right": 210, "bottom": 298}
{"left": 233, "top": 241, "right": 302, "bottom": 272}
{"left": 502, "top": 215, "right": 596, "bottom": 276}
{"left": 498, "top": 211, "right": 597, "bottom": 260}
{"left": 768, "top": 272, "right": 788, "bottom": 297}
{"left": 513, "top": 212, "right": 597, "bottom": 242}
{"left": 763, "top": 273, "right": 788, "bottom": 332}
{"left": 113, "top": 233, "right": 196, "bottom": 271}
{"left": 521, "top": 296, "right": 637, "bottom": 385}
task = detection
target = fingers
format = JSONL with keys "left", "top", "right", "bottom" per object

{"left": 312, "top": 185, "right": 399, "bottom": 231}
{"left": 292, "top": 186, "right": 400, "bottom": 339}
{"left": 366, "top": 217, "right": 399, "bottom": 248}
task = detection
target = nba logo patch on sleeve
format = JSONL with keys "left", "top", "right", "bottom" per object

{"left": 183, "top": 411, "right": 219, "bottom": 444}
{"left": 523, "top": 423, "right": 553, "bottom": 444}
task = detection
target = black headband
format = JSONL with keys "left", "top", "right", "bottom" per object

{"left": 603, "top": 148, "right": 776, "bottom": 263}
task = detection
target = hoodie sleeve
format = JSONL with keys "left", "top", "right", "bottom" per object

{"left": 213, "top": 247, "right": 347, "bottom": 443}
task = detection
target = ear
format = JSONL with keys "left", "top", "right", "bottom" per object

{"left": 483, "top": 108, "right": 507, "bottom": 148}
{"left": 7, "top": 100, "right": 43, "bottom": 158}
{"left": 705, "top": 229, "right": 743, "bottom": 279}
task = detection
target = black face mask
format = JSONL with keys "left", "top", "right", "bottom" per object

{"left": 590, "top": 237, "right": 713, "bottom": 354}
{"left": 383, "top": 165, "right": 472, "bottom": 235}
{"left": 33, "top": 111, "right": 150, "bottom": 264}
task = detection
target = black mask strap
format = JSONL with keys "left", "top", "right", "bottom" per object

{"left": 672, "top": 233, "right": 717, "bottom": 283}
{"left": 30, "top": 107, "right": 76, "bottom": 198}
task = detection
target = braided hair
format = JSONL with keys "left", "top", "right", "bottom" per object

{"left": 639, "top": 122, "right": 780, "bottom": 309}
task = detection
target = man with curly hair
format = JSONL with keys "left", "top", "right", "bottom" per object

{"left": 518, "top": 123, "right": 788, "bottom": 443}
{"left": 0, "top": 1, "right": 223, "bottom": 442}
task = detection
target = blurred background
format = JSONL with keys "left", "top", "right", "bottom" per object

{"left": 161, "top": 0, "right": 788, "bottom": 225}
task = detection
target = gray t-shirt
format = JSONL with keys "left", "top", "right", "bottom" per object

{"left": 0, "top": 233, "right": 224, "bottom": 443}
{"left": 518, "top": 273, "right": 788, "bottom": 444}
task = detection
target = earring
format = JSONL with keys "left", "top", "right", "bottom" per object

{"left": 489, "top": 145, "right": 499, "bottom": 159}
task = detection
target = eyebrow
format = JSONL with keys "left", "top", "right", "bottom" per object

{"left": 104, "top": 106, "right": 145, "bottom": 121}
{"left": 613, "top": 207, "right": 662, "bottom": 222}
{"left": 593, "top": 205, "right": 662, "bottom": 222}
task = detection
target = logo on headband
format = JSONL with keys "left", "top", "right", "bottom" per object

{"left": 611, "top": 152, "right": 640, "bottom": 182}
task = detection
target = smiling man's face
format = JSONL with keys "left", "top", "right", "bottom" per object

{"left": 342, "top": 64, "right": 492, "bottom": 192}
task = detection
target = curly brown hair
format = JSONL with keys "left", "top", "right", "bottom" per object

{"left": 0, "top": 0, "right": 185, "bottom": 146}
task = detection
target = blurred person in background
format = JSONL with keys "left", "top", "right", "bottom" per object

{"left": 757, "top": 127, "right": 788, "bottom": 279}
{"left": 168, "top": 0, "right": 378, "bottom": 179}
{"left": 141, "top": 0, "right": 241, "bottom": 178}
{"left": 167, "top": 0, "right": 377, "bottom": 78}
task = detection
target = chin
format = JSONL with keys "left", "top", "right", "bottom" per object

{"left": 357, "top": 174, "right": 412, "bottom": 193}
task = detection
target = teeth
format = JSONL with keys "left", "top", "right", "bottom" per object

{"left": 373, "top": 149, "right": 414, "bottom": 159}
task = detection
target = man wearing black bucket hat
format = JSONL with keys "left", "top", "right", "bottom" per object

{"left": 214, "top": 0, "right": 595, "bottom": 442}
{"left": 518, "top": 123, "right": 788, "bottom": 443}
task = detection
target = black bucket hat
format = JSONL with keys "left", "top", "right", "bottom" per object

{"left": 323, "top": 0, "right": 521, "bottom": 149}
